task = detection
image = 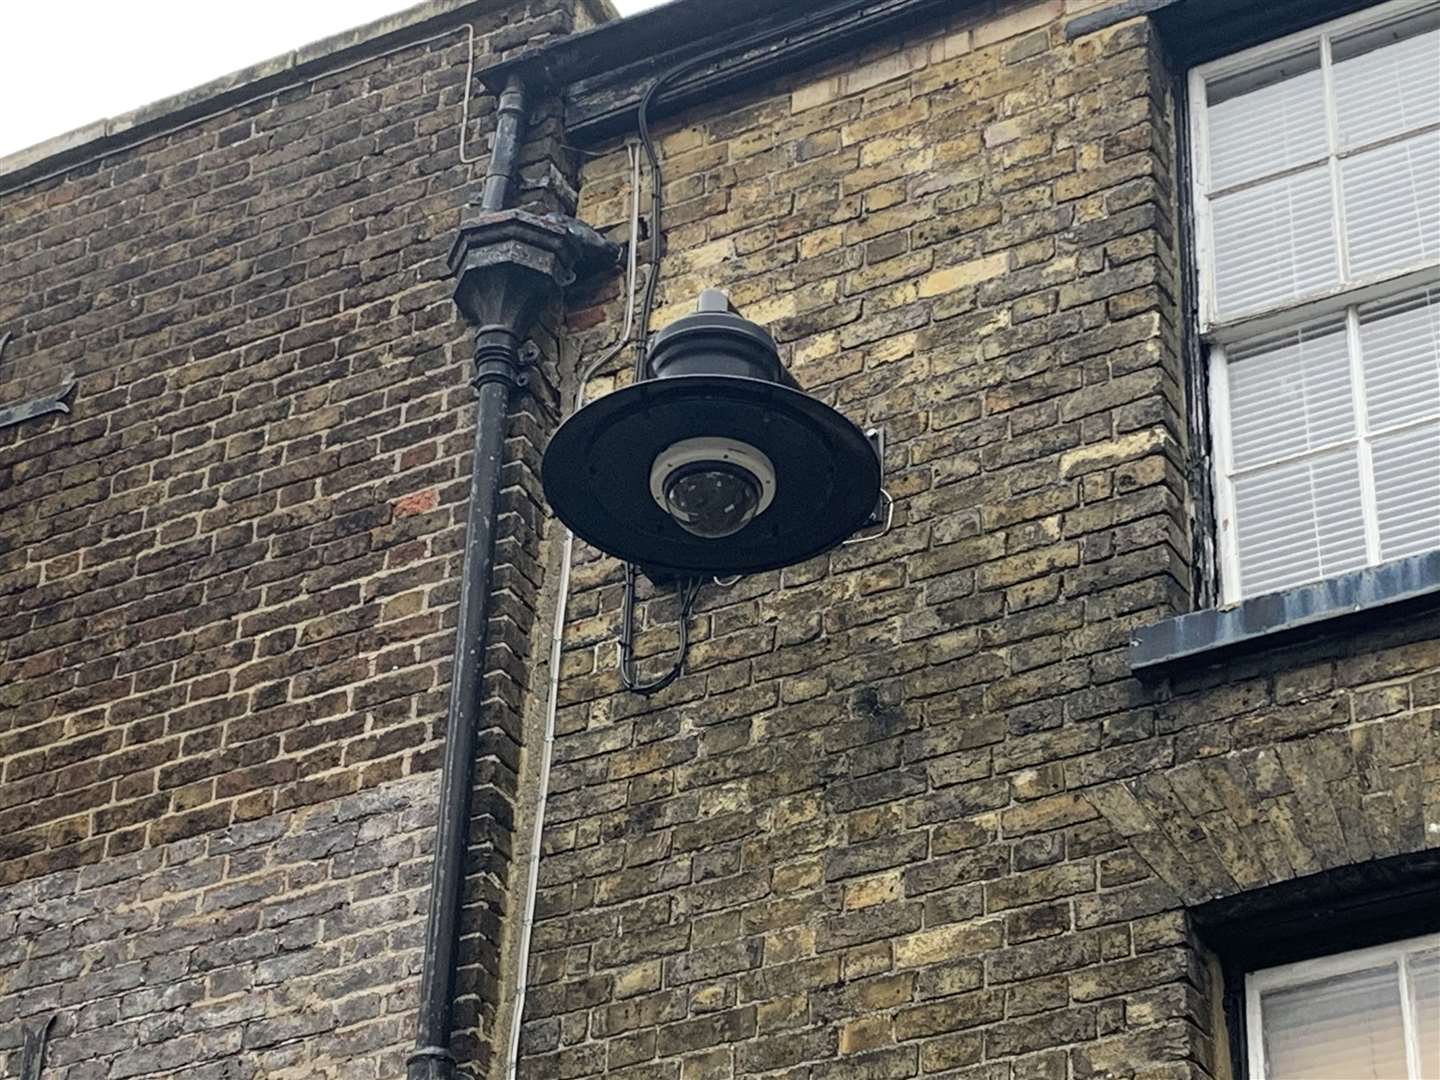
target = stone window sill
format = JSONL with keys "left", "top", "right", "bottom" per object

{"left": 1129, "top": 551, "right": 1440, "bottom": 671}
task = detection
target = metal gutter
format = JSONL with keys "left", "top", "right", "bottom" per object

{"left": 477, "top": 0, "right": 971, "bottom": 144}
{"left": 408, "top": 75, "right": 532, "bottom": 1080}
{"left": 1066, "top": 0, "right": 1389, "bottom": 61}
{"left": 408, "top": 72, "right": 618, "bottom": 1080}
{"left": 475, "top": 0, "right": 842, "bottom": 90}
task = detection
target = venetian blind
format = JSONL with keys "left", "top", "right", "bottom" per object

{"left": 1203, "top": 11, "right": 1440, "bottom": 325}
{"left": 1261, "top": 963, "right": 1410, "bottom": 1079}
{"left": 1198, "top": 4, "right": 1440, "bottom": 601}
{"left": 1255, "top": 940, "right": 1440, "bottom": 1080}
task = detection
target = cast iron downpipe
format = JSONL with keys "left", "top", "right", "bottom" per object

{"left": 408, "top": 73, "right": 530, "bottom": 1080}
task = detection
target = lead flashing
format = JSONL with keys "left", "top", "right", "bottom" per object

{"left": 479, "top": 0, "right": 970, "bottom": 145}
{"left": 1064, "top": 0, "right": 1175, "bottom": 40}
{"left": 1130, "top": 551, "right": 1440, "bottom": 671}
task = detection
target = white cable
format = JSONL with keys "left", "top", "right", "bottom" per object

{"left": 504, "top": 140, "right": 642, "bottom": 1080}
{"left": 841, "top": 488, "right": 895, "bottom": 545}
{"left": 455, "top": 25, "right": 483, "bottom": 165}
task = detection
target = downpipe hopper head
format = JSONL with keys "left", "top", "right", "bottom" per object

{"left": 543, "top": 289, "right": 883, "bottom": 580}
{"left": 449, "top": 209, "right": 621, "bottom": 390}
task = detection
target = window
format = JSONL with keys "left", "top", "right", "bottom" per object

{"left": 1189, "top": 0, "right": 1440, "bottom": 603}
{"left": 1246, "top": 933, "right": 1440, "bottom": 1080}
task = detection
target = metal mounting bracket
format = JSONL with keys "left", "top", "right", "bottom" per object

{"left": 843, "top": 428, "right": 894, "bottom": 546}
{"left": 0, "top": 380, "right": 76, "bottom": 430}
{"left": 20, "top": 1013, "right": 56, "bottom": 1080}
{"left": 861, "top": 428, "right": 890, "bottom": 530}
{"left": 0, "top": 333, "right": 77, "bottom": 431}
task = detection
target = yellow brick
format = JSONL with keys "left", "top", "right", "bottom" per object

{"left": 869, "top": 333, "right": 918, "bottom": 365}
{"left": 1058, "top": 428, "right": 1168, "bottom": 478}
{"left": 867, "top": 279, "right": 921, "bottom": 311}
{"left": 794, "top": 331, "right": 842, "bottom": 365}
{"left": 845, "top": 872, "right": 902, "bottom": 909}
{"left": 381, "top": 591, "right": 424, "bottom": 621}
{"left": 912, "top": 47, "right": 998, "bottom": 96}
{"left": 974, "top": 0, "right": 1063, "bottom": 47}
{"left": 842, "top": 49, "right": 923, "bottom": 95}
{"left": 863, "top": 181, "right": 908, "bottom": 212}
{"left": 842, "top": 100, "right": 930, "bottom": 146}
{"left": 732, "top": 127, "right": 775, "bottom": 160}
{"left": 660, "top": 125, "right": 705, "bottom": 155}
{"left": 575, "top": 192, "right": 628, "bottom": 230}
{"left": 794, "top": 348, "right": 864, "bottom": 387}
{"left": 792, "top": 77, "right": 840, "bottom": 113}
{"left": 745, "top": 294, "right": 798, "bottom": 325}
{"left": 854, "top": 972, "right": 916, "bottom": 1010}
{"left": 930, "top": 30, "right": 973, "bottom": 63}
{"left": 773, "top": 793, "right": 823, "bottom": 829}
{"left": 799, "top": 225, "right": 846, "bottom": 259}
{"left": 766, "top": 926, "right": 815, "bottom": 964}
{"left": 983, "top": 116, "right": 1027, "bottom": 147}
{"left": 844, "top": 942, "right": 894, "bottom": 980}
{"left": 840, "top": 1016, "right": 893, "bottom": 1054}
{"left": 933, "top": 134, "right": 984, "bottom": 165}
{"left": 758, "top": 994, "right": 808, "bottom": 1033}
{"left": 918, "top": 253, "right": 1009, "bottom": 297}
{"left": 614, "top": 960, "right": 662, "bottom": 999}
{"left": 684, "top": 239, "right": 733, "bottom": 271}
{"left": 651, "top": 300, "right": 696, "bottom": 331}
{"left": 691, "top": 984, "right": 728, "bottom": 1012}
{"left": 773, "top": 857, "right": 824, "bottom": 894}
{"left": 859, "top": 131, "right": 929, "bottom": 168}
{"left": 894, "top": 920, "right": 1006, "bottom": 969}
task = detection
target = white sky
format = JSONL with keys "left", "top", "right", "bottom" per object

{"left": 0, "top": 0, "right": 667, "bottom": 159}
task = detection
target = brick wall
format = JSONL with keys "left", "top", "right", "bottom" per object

{"left": 522, "top": 3, "right": 1440, "bottom": 1079}
{"left": 0, "top": 1, "right": 585, "bottom": 1074}
{"left": 4, "top": 0, "right": 1437, "bottom": 1076}
{"left": 1, "top": 778, "right": 435, "bottom": 1080}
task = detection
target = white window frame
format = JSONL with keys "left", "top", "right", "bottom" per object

{"left": 1188, "top": 0, "right": 1440, "bottom": 605}
{"left": 1245, "top": 931, "right": 1440, "bottom": 1080}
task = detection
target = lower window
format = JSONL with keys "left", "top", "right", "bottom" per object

{"left": 1246, "top": 932, "right": 1440, "bottom": 1080}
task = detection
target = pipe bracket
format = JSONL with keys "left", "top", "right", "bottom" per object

{"left": 20, "top": 1014, "right": 56, "bottom": 1080}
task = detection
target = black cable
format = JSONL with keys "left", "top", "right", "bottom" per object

{"left": 632, "top": 38, "right": 744, "bottom": 380}
{"left": 619, "top": 567, "right": 703, "bottom": 696}
{"left": 633, "top": 68, "right": 670, "bottom": 380}
{"left": 615, "top": 47, "right": 735, "bottom": 693}
{"left": 620, "top": 31, "right": 785, "bottom": 692}
{"left": 630, "top": 1, "right": 847, "bottom": 377}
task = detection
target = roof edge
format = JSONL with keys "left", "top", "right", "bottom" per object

{"left": 479, "top": 0, "right": 969, "bottom": 145}
{"left": 476, "top": 0, "right": 845, "bottom": 93}
{"left": 0, "top": 0, "right": 613, "bottom": 196}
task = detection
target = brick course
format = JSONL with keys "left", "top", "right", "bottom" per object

{"left": 0, "top": 776, "right": 435, "bottom": 1079}
{"left": 3, "top": 0, "right": 1437, "bottom": 1077}
{"left": 526, "top": 3, "right": 1440, "bottom": 1079}
{"left": 1, "top": 1, "right": 588, "bottom": 1075}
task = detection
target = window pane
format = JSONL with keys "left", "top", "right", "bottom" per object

{"left": 1360, "top": 289, "right": 1440, "bottom": 431}
{"left": 1228, "top": 316, "right": 1353, "bottom": 470}
{"left": 1343, "top": 130, "right": 1440, "bottom": 279}
{"left": 1260, "top": 963, "right": 1410, "bottom": 1080}
{"left": 1212, "top": 166, "right": 1338, "bottom": 318}
{"left": 1374, "top": 420, "right": 1440, "bottom": 561}
{"left": 1233, "top": 447, "right": 1368, "bottom": 596}
{"left": 1208, "top": 52, "right": 1328, "bottom": 189}
{"left": 1333, "top": 12, "right": 1440, "bottom": 150}
{"left": 1411, "top": 948, "right": 1440, "bottom": 1080}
